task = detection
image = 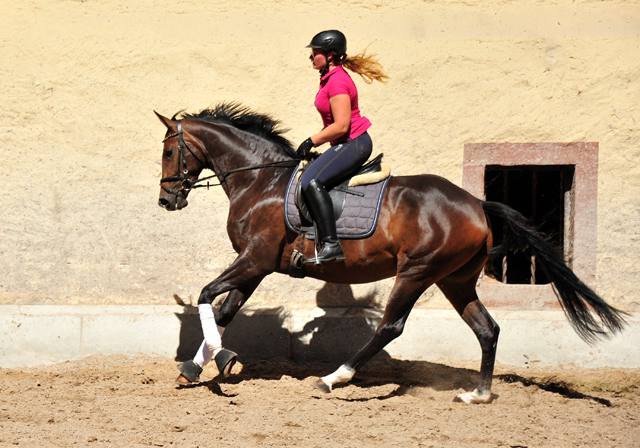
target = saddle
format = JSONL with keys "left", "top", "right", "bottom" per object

{"left": 284, "top": 153, "right": 391, "bottom": 240}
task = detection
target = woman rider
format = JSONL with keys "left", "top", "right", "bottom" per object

{"left": 297, "top": 30, "right": 388, "bottom": 264}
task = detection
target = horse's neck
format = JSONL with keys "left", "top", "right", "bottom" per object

{"left": 227, "top": 165, "right": 293, "bottom": 202}
{"left": 201, "top": 124, "right": 294, "bottom": 200}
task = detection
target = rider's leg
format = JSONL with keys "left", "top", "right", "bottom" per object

{"left": 299, "top": 133, "right": 372, "bottom": 263}
{"left": 299, "top": 132, "right": 373, "bottom": 191}
{"left": 303, "top": 179, "right": 345, "bottom": 263}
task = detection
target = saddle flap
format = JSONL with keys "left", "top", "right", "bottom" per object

{"left": 294, "top": 177, "right": 346, "bottom": 225}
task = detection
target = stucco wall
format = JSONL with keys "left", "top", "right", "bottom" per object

{"left": 1, "top": 1, "right": 638, "bottom": 311}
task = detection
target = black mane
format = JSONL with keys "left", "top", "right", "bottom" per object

{"left": 178, "top": 102, "right": 298, "bottom": 159}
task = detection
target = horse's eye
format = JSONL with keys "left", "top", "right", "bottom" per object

{"left": 164, "top": 149, "right": 174, "bottom": 159}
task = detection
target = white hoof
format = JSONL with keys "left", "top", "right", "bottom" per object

{"left": 314, "top": 378, "right": 332, "bottom": 393}
{"left": 455, "top": 389, "right": 492, "bottom": 404}
{"left": 320, "top": 365, "right": 355, "bottom": 392}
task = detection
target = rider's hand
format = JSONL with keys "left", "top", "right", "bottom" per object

{"left": 296, "top": 137, "right": 315, "bottom": 158}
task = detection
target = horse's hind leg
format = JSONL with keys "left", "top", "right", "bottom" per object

{"left": 316, "top": 275, "right": 429, "bottom": 392}
{"left": 437, "top": 275, "right": 500, "bottom": 404}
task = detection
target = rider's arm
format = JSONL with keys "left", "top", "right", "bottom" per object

{"left": 310, "top": 94, "right": 351, "bottom": 146}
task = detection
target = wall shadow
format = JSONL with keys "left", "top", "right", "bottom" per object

{"left": 221, "top": 306, "right": 291, "bottom": 360}
{"left": 173, "top": 295, "right": 202, "bottom": 362}
{"left": 173, "top": 294, "right": 292, "bottom": 362}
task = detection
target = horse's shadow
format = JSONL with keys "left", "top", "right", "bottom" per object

{"left": 173, "top": 290, "right": 611, "bottom": 405}
{"left": 174, "top": 283, "right": 390, "bottom": 365}
{"left": 172, "top": 284, "right": 479, "bottom": 395}
{"left": 172, "top": 295, "right": 204, "bottom": 362}
{"left": 225, "top": 357, "right": 478, "bottom": 391}
{"left": 178, "top": 357, "right": 480, "bottom": 401}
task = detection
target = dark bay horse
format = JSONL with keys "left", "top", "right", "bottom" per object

{"left": 155, "top": 103, "right": 626, "bottom": 403}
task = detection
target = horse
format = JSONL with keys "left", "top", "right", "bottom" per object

{"left": 155, "top": 103, "right": 626, "bottom": 404}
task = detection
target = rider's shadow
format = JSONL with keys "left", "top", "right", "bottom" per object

{"left": 173, "top": 284, "right": 389, "bottom": 365}
{"left": 290, "top": 283, "right": 390, "bottom": 364}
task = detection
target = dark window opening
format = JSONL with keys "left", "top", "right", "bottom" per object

{"left": 484, "top": 165, "right": 575, "bottom": 285}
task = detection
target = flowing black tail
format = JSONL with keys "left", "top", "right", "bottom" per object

{"left": 482, "top": 201, "right": 627, "bottom": 344}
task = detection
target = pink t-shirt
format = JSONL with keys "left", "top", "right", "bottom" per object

{"left": 314, "top": 66, "right": 372, "bottom": 145}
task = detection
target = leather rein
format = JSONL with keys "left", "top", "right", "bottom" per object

{"left": 159, "top": 120, "right": 299, "bottom": 197}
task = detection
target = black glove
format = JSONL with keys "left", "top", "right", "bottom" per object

{"left": 296, "top": 137, "right": 315, "bottom": 158}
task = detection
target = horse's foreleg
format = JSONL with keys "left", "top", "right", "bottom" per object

{"left": 439, "top": 279, "right": 500, "bottom": 404}
{"left": 178, "top": 258, "right": 269, "bottom": 383}
{"left": 216, "top": 275, "right": 266, "bottom": 327}
{"left": 198, "top": 261, "right": 267, "bottom": 346}
{"left": 188, "top": 277, "right": 265, "bottom": 375}
{"left": 316, "top": 276, "right": 427, "bottom": 392}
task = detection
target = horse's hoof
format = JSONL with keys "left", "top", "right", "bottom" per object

{"left": 313, "top": 379, "right": 332, "bottom": 393}
{"left": 177, "top": 360, "right": 202, "bottom": 383}
{"left": 215, "top": 349, "right": 237, "bottom": 378}
{"left": 175, "top": 374, "right": 193, "bottom": 385}
{"left": 454, "top": 389, "right": 492, "bottom": 404}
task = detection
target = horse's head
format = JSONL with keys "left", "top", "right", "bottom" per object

{"left": 155, "top": 112, "right": 207, "bottom": 211}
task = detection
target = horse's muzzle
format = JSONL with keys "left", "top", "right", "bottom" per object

{"left": 158, "top": 190, "right": 188, "bottom": 211}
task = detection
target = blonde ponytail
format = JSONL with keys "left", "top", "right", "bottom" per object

{"left": 342, "top": 46, "right": 389, "bottom": 84}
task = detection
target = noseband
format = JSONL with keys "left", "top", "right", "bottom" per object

{"left": 160, "top": 120, "right": 299, "bottom": 196}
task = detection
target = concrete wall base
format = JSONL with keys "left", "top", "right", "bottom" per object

{"left": 1, "top": 305, "right": 637, "bottom": 369}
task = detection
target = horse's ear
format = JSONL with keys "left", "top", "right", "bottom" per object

{"left": 154, "top": 111, "right": 174, "bottom": 130}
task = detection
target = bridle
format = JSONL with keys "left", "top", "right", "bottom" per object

{"left": 159, "top": 121, "right": 207, "bottom": 197}
{"left": 159, "top": 120, "right": 299, "bottom": 197}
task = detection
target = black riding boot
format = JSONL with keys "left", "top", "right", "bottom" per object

{"left": 303, "top": 179, "right": 345, "bottom": 264}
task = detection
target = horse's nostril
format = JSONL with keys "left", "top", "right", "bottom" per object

{"left": 158, "top": 198, "right": 170, "bottom": 208}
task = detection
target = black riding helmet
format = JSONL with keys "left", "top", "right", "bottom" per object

{"left": 307, "top": 30, "right": 347, "bottom": 57}
{"left": 307, "top": 30, "right": 347, "bottom": 76}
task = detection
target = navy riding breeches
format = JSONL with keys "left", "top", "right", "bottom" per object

{"left": 299, "top": 132, "right": 373, "bottom": 192}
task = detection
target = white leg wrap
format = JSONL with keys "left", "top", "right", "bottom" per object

{"left": 193, "top": 340, "right": 224, "bottom": 368}
{"left": 199, "top": 304, "right": 222, "bottom": 351}
{"left": 193, "top": 340, "right": 212, "bottom": 368}
{"left": 455, "top": 388, "right": 492, "bottom": 404}
{"left": 321, "top": 365, "right": 355, "bottom": 391}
